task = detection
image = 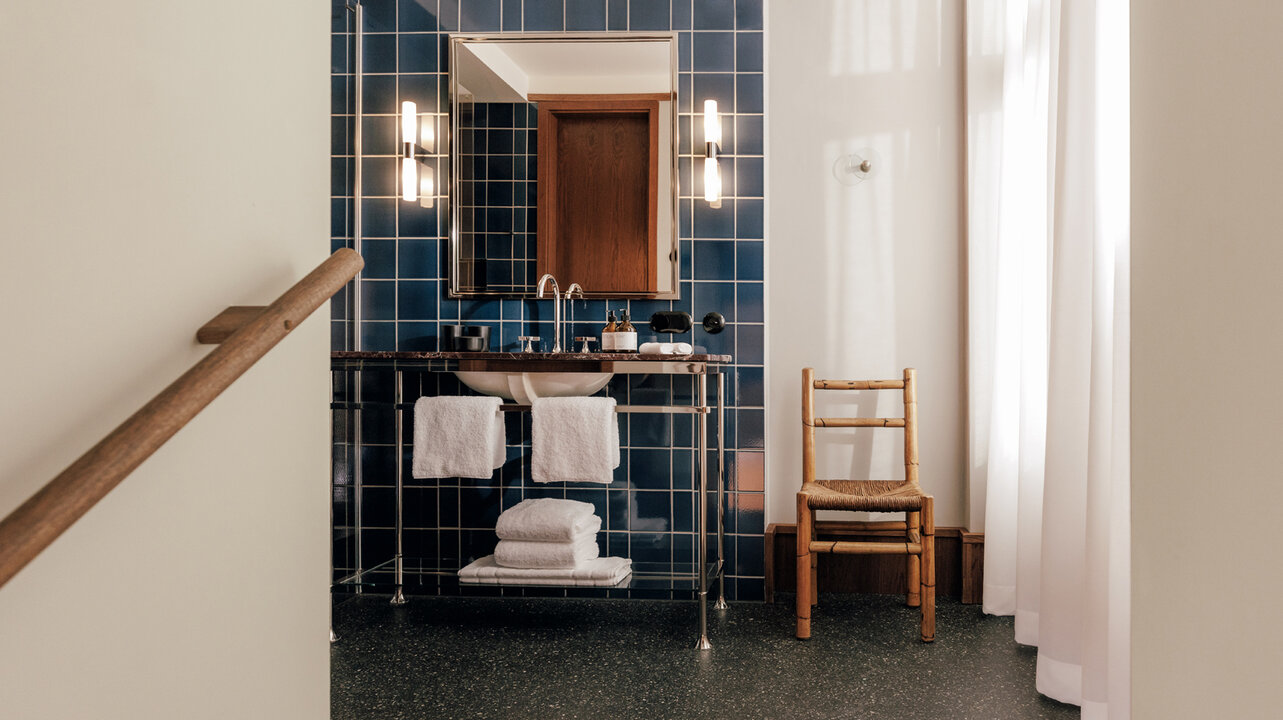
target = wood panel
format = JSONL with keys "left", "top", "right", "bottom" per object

{"left": 536, "top": 97, "right": 658, "bottom": 295}
{"left": 765, "top": 522, "right": 982, "bottom": 604}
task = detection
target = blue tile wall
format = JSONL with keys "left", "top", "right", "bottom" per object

{"left": 331, "top": 0, "right": 765, "bottom": 601}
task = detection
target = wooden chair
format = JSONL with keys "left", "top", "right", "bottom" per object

{"left": 795, "top": 367, "right": 935, "bottom": 642}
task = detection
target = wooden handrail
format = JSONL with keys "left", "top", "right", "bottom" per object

{"left": 0, "top": 248, "right": 363, "bottom": 590}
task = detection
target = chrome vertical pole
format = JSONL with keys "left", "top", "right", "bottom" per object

{"left": 349, "top": 1, "right": 365, "bottom": 593}
{"left": 390, "top": 368, "right": 407, "bottom": 606}
{"left": 714, "top": 371, "right": 728, "bottom": 611}
{"left": 695, "top": 373, "right": 711, "bottom": 650}
{"left": 330, "top": 369, "right": 340, "bottom": 643}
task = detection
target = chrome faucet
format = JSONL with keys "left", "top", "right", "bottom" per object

{"left": 535, "top": 273, "right": 563, "bottom": 353}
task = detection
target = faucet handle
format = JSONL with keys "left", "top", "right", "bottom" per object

{"left": 573, "top": 336, "right": 595, "bottom": 353}
{"left": 518, "top": 336, "right": 540, "bottom": 353}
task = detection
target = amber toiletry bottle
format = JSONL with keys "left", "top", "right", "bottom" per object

{"left": 602, "top": 311, "right": 618, "bottom": 351}
{"left": 616, "top": 309, "right": 638, "bottom": 352}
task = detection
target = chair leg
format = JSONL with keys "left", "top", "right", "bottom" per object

{"left": 921, "top": 497, "right": 936, "bottom": 642}
{"left": 796, "top": 493, "right": 812, "bottom": 639}
{"left": 905, "top": 511, "right": 921, "bottom": 608}
{"left": 810, "top": 531, "right": 819, "bottom": 607}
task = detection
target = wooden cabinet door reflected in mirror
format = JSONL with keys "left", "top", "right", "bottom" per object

{"left": 535, "top": 94, "right": 661, "bottom": 296}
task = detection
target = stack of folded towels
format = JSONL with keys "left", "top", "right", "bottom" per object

{"left": 457, "top": 498, "right": 632, "bottom": 586}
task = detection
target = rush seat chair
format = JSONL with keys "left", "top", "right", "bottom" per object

{"left": 795, "top": 367, "right": 935, "bottom": 642}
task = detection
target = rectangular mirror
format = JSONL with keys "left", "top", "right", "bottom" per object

{"left": 448, "top": 34, "right": 679, "bottom": 299}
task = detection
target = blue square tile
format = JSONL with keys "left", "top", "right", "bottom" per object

{"left": 692, "top": 73, "right": 734, "bottom": 110}
{"left": 331, "top": 157, "right": 350, "bottom": 197}
{"left": 398, "top": 33, "right": 438, "bottom": 73}
{"left": 699, "top": 322, "right": 734, "bottom": 357}
{"left": 693, "top": 198, "right": 734, "bottom": 238}
{"left": 693, "top": 281, "right": 735, "bottom": 324}
{"left": 397, "top": 321, "right": 439, "bottom": 350}
{"left": 399, "top": 200, "right": 440, "bottom": 237}
{"left": 361, "top": 0, "right": 398, "bottom": 31}
{"left": 630, "top": 449, "right": 671, "bottom": 486}
{"left": 694, "top": 240, "right": 735, "bottom": 281}
{"left": 331, "top": 75, "right": 351, "bottom": 115}
{"left": 566, "top": 0, "right": 607, "bottom": 30}
{"left": 735, "top": 31, "right": 763, "bottom": 72}
{"left": 607, "top": 0, "right": 628, "bottom": 29}
{"left": 629, "top": 532, "right": 671, "bottom": 562}
{"left": 437, "top": 0, "right": 460, "bottom": 30}
{"left": 460, "top": 0, "right": 500, "bottom": 30}
{"left": 628, "top": 0, "right": 669, "bottom": 30}
{"left": 736, "top": 198, "right": 763, "bottom": 239}
{"left": 693, "top": 31, "right": 734, "bottom": 72}
{"left": 398, "top": 74, "right": 439, "bottom": 113}
{"left": 736, "top": 408, "right": 764, "bottom": 449}
{"left": 332, "top": 116, "right": 352, "bottom": 156}
{"left": 331, "top": 320, "right": 349, "bottom": 351}
{"left": 332, "top": 198, "right": 352, "bottom": 237}
{"left": 735, "top": 533, "right": 764, "bottom": 574}
{"left": 360, "top": 115, "right": 396, "bottom": 156}
{"left": 735, "top": 322, "right": 763, "bottom": 364}
{"left": 362, "top": 239, "right": 397, "bottom": 278}
{"left": 672, "top": 0, "right": 692, "bottom": 30}
{"left": 737, "top": 366, "right": 764, "bottom": 407}
{"left": 736, "top": 281, "right": 763, "bottom": 322}
{"left": 735, "top": 114, "right": 763, "bottom": 155}
{"left": 397, "top": 280, "right": 439, "bottom": 319}
{"left": 524, "top": 0, "right": 564, "bottom": 30}
{"left": 459, "top": 299, "right": 501, "bottom": 321}
{"left": 362, "top": 32, "right": 397, "bottom": 73}
{"left": 736, "top": 0, "right": 763, "bottom": 30}
{"left": 735, "top": 240, "right": 763, "bottom": 281}
{"left": 399, "top": 0, "right": 439, "bottom": 32}
{"left": 736, "top": 73, "right": 763, "bottom": 113}
{"left": 678, "top": 73, "right": 693, "bottom": 113}
{"left": 361, "top": 74, "right": 397, "bottom": 113}
{"left": 360, "top": 280, "right": 397, "bottom": 320}
{"left": 332, "top": 34, "right": 349, "bottom": 74}
{"left": 399, "top": 238, "right": 440, "bottom": 279}
{"left": 502, "top": 0, "right": 523, "bottom": 30}
{"left": 632, "top": 492, "right": 671, "bottom": 531}
{"left": 693, "top": 0, "right": 734, "bottom": 29}
{"left": 678, "top": 32, "right": 692, "bottom": 72}
{"left": 736, "top": 156, "right": 763, "bottom": 197}
{"left": 360, "top": 321, "right": 398, "bottom": 350}
{"left": 362, "top": 198, "right": 397, "bottom": 237}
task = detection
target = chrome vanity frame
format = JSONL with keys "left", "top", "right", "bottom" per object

{"left": 330, "top": 352, "right": 729, "bottom": 649}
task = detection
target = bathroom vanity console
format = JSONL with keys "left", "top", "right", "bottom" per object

{"left": 330, "top": 351, "right": 730, "bottom": 649}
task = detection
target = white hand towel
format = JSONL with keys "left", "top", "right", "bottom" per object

{"left": 458, "top": 555, "right": 632, "bottom": 586}
{"left": 411, "top": 396, "right": 505, "bottom": 479}
{"left": 495, "top": 498, "right": 602, "bottom": 542}
{"left": 639, "top": 341, "right": 694, "bottom": 355}
{"left": 494, "top": 533, "right": 600, "bottom": 569}
{"left": 531, "top": 397, "right": 620, "bottom": 484}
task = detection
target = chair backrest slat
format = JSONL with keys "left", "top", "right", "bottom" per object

{"left": 801, "top": 367, "right": 919, "bottom": 490}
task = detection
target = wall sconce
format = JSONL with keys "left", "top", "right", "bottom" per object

{"left": 400, "top": 100, "right": 435, "bottom": 208}
{"left": 703, "top": 99, "right": 722, "bottom": 209}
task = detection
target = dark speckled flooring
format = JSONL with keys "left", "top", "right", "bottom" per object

{"left": 331, "top": 594, "right": 1079, "bottom": 719}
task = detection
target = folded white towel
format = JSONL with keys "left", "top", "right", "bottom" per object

{"left": 458, "top": 555, "right": 632, "bottom": 586}
{"left": 411, "top": 396, "right": 505, "bottom": 479}
{"left": 495, "top": 498, "right": 601, "bottom": 542}
{"left": 494, "top": 533, "right": 600, "bottom": 569}
{"left": 531, "top": 397, "right": 620, "bottom": 484}
{"left": 639, "top": 341, "right": 694, "bottom": 355}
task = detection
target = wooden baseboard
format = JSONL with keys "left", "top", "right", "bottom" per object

{"left": 765, "top": 522, "right": 984, "bottom": 605}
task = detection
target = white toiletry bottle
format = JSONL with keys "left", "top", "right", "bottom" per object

{"left": 616, "top": 309, "right": 638, "bottom": 352}
{"left": 602, "top": 311, "right": 617, "bottom": 351}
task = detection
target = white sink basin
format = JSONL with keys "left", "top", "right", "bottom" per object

{"left": 454, "top": 371, "right": 613, "bottom": 404}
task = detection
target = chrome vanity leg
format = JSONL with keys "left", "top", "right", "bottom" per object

{"left": 695, "top": 373, "right": 712, "bottom": 650}
{"left": 714, "top": 371, "right": 728, "bottom": 611}
{"left": 354, "top": 364, "right": 364, "bottom": 593}
{"left": 390, "top": 368, "right": 407, "bottom": 607}
{"left": 330, "top": 369, "right": 340, "bottom": 643}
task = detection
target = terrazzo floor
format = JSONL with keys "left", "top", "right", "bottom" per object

{"left": 331, "top": 593, "right": 1079, "bottom": 719}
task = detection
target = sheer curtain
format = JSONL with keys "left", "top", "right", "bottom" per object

{"left": 966, "top": 0, "right": 1129, "bottom": 716}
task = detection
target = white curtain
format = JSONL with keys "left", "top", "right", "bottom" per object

{"left": 966, "top": 0, "right": 1129, "bottom": 716}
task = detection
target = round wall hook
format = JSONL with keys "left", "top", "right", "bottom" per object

{"left": 833, "top": 149, "right": 881, "bottom": 186}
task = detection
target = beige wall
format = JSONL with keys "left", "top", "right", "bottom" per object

{"left": 1131, "top": 1, "right": 1283, "bottom": 716}
{"left": 765, "top": 1, "right": 968, "bottom": 525}
{"left": 0, "top": 2, "right": 330, "bottom": 718}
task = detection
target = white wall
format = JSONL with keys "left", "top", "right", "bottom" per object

{"left": 0, "top": 2, "right": 330, "bottom": 718}
{"left": 1131, "top": 1, "right": 1283, "bottom": 716}
{"left": 765, "top": 1, "right": 967, "bottom": 526}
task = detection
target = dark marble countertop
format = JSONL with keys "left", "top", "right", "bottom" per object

{"left": 332, "top": 351, "right": 732, "bottom": 363}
